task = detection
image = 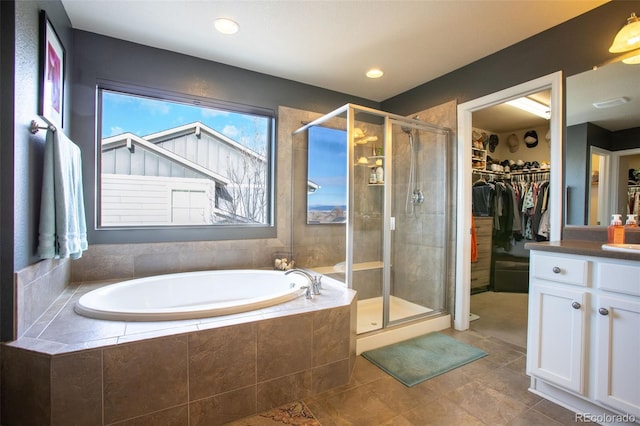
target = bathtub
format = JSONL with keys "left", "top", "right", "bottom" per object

{"left": 75, "top": 269, "right": 309, "bottom": 321}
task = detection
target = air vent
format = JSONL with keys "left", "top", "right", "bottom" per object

{"left": 592, "top": 97, "right": 631, "bottom": 109}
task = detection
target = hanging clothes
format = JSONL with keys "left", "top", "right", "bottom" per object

{"left": 472, "top": 180, "right": 494, "bottom": 217}
{"left": 628, "top": 186, "right": 640, "bottom": 215}
{"left": 471, "top": 170, "right": 549, "bottom": 251}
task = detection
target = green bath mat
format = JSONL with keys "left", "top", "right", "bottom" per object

{"left": 361, "top": 332, "right": 487, "bottom": 387}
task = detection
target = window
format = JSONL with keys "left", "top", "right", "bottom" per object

{"left": 97, "top": 87, "right": 274, "bottom": 229}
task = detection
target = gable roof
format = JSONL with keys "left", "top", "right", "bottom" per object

{"left": 102, "top": 132, "right": 231, "bottom": 185}
{"left": 102, "top": 121, "right": 272, "bottom": 186}
{"left": 140, "top": 121, "right": 265, "bottom": 161}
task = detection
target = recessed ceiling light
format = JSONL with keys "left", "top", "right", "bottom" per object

{"left": 214, "top": 18, "right": 239, "bottom": 35}
{"left": 366, "top": 68, "right": 384, "bottom": 79}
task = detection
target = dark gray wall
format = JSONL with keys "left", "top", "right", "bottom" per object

{"left": 565, "top": 123, "right": 611, "bottom": 225}
{"left": 613, "top": 127, "right": 640, "bottom": 150}
{"left": 381, "top": 0, "right": 640, "bottom": 230}
{"left": 13, "top": 0, "right": 73, "bottom": 269}
{"left": 71, "top": 30, "right": 379, "bottom": 245}
{"left": 381, "top": 1, "right": 640, "bottom": 115}
{"left": 1, "top": 0, "right": 72, "bottom": 340}
{"left": 565, "top": 123, "right": 640, "bottom": 225}
{"left": 1, "top": 0, "right": 16, "bottom": 341}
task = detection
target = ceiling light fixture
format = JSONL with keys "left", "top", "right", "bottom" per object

{"left": 623, "top": 53, "right": 640, "bottom": 64}
{"left": 505, "top": 97, "right": 551, "bottom": 120}
{"left": 366, "top": 68, "right": 384, "bottom": 79}
{"left": 214, "top": 18, "right": 239, "bottom": 35}
{"left": 609, "top": 12, "right": 640, "bottom": 64}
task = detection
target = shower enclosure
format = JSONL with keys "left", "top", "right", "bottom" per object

{"left": 292, "top": 104, "right": 452, "bottom": 345}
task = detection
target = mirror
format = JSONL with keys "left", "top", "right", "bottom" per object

{"left": 306, "top": 125, "right": 348, "bottom": 224}
{"left": 565, "top": 61, "right": 640, "bottom": 225}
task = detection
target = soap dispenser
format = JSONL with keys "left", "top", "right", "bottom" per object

{"left": 625, "top": 214, "right": 638, "bottom": 228}
{"left": 608, "top": 214, "right": 624, "bottom": 244}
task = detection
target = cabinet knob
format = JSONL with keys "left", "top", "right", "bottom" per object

{"left": 552, "top": 266, "right": 561, "bottom": 274}
{"left": 571, "top": 301, "right": 581, "bottom": 310}
{"left": 599, "top": 307, "right": 609, "bottom": 316}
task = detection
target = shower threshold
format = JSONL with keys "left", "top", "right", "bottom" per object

{"left": 357, "top": 296, "right": 433, "bottom": 334}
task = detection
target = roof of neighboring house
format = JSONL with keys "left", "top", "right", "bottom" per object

{"left": 142, "top": 122, "right": 265, "bottom": 161}
{"left": 307, "top": 180, "right": 320, "bottom": 193}
{"left": 101, "top": 121, "right": 271, "bottom": 186}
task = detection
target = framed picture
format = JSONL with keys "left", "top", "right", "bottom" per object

{"left": 38, "top": 10, "right": 65, "bottom": 129}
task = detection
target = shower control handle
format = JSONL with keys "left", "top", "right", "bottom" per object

{"left": 412, "top": 190, "right": 425, "bottom": 204}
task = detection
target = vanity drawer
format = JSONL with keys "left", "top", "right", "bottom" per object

{"left": 597, "top": 262, "right": 640, "bottom": 296}
{"left": 532, "top": 254, "right": 588, "bottom": 286}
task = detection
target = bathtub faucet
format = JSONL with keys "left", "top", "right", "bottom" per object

{"left": 284, "top": 269, "right": 321, "bottom": 297}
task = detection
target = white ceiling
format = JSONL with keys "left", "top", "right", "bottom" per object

{"left": 61, "top": 0, "right": 609, "bottom": 102}
{"left": 566, "top": 60, "right": 640, "bottom": 132}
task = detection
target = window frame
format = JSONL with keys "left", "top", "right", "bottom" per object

{"left": 94, "top": 81, "right": 276, "bottom": 243}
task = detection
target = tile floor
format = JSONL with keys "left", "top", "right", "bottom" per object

{"left": 234, "top": 292, "right": 584, "bottom": 425}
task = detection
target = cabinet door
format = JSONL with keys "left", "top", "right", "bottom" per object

{"left": 595, "top": 294, "right": 640, "bottom": 417}
{"left": 527, "top": 281, "right": 587, "bottom": 394}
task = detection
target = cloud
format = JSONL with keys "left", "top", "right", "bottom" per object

{"left": 222, "top": 125, "right": 240, "bottom": 138}
{"left": 109, "top": 126, "right": 125, "bottom": 137}
{"left": 137, "top": 98, "right": 171, "bottom": 115}
{"left": 201, "top": 109, "right": 230, "bottom": 118}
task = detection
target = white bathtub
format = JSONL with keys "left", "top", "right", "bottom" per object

{"left": 75, "top": 269, "right": 309, "bottom": 321}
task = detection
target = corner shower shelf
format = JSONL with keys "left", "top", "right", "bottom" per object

{"left": 311, "top": 260, "right": 384, "bottom": 275}
{"left": 367, "top": 156, "right": 384, "bottom": 185}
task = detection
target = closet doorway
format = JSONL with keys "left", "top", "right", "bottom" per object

{"left": 467, "top": 89, "right": 552, "bottom": 347}
{"left": 454, "top": 72, "right": 563, "bottom": 333}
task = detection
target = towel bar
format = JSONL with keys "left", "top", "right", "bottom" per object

{"left": 30, "top": 120, "right": 56, "bottom": 134}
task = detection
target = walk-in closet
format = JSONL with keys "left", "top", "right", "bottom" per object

{"left": 468, "top": 90, "right": 552, "bottom": 347}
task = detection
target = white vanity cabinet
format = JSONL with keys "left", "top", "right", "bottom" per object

{"left": 527, "top": 250, "right": 640, "bottom": 423}
{"left": 594, "top": 262, "right": 640, "bottom": 418}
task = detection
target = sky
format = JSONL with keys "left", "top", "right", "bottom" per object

{"left": 101, "top": 90, "right": 269, "bottom": 152}
{"left": 102, "top": 90, "right": 347, "bottom": 208}
{"left": 307, "top": 126, "right": 347, "bottom": 208}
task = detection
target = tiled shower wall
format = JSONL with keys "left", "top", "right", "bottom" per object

{"left": 392, "top": 100, "right": 457, "bottom": 311}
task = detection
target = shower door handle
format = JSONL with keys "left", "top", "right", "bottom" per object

{"left": 390, "top": 216, "right": 396, "bottom": 231}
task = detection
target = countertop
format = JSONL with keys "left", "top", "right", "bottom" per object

{"left": 525, "top": 240, "right": 640, "bottom": 262}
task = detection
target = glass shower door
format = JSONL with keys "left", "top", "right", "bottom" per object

{"left": 385, "top": 120, "right": 449, "bottom": 326}
{"left": 350, "top": 108, "right": 385, "bottom": 334}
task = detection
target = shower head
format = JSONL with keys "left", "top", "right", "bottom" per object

{"left": 401, "top": 126, "right": 412, "bottom": 135}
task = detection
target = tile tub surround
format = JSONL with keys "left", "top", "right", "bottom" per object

{"left": 1, "top": 277, "right": 357, "bottom": 425}
{"left": 15, "top": 258, "right": 71, "bottom": 339}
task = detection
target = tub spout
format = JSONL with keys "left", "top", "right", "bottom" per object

{"left": 284, "top": 269, "right": 321, "bottom": 296}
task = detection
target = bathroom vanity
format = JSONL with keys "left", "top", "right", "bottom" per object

{"left": 525, "top": 240, "right": 640, "bottom": 425}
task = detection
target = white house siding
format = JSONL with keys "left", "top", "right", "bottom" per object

{"left": 102, "top": 144, "right": 203, "bottom": 179}
{"left": 156, "top": 132, "right": 241, "bottom": 176}
{"left": 101, "top": 174, "right": 214, "bottom": 226}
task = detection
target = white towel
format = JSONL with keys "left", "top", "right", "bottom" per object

{"left": 37, "top": 128, "right": 88, "bottom": 259}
